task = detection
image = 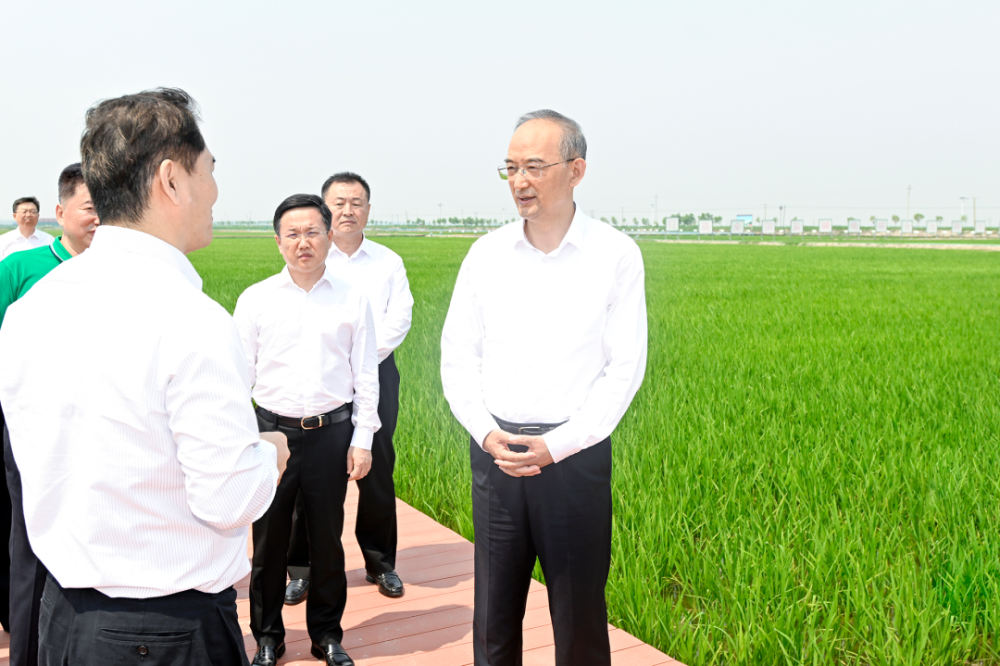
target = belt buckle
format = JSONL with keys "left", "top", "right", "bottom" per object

{"left": 301, "top": 414, "right": 324, "bottom": 430}
{"left": 518, "top": 426, "right": 544, "bottom": 436}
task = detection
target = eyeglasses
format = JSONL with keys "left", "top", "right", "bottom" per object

{"left": 16, "top": 209, "right": 39, "bottom": 216}
{"left": 282, "top": 231, "right": 323, "bottom": 241}
{"left": 498, "top": 159, "right": 576, "bottom": 181}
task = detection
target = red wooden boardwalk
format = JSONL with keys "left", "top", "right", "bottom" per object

{"left": 0, "top": 483, "right": 680, "bottom": 665}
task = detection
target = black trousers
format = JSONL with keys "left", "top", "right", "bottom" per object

{"left": 251, "top": 412, "right": 353, "bottom": 646}
{"left": 287, "top": 353, "right": 400, "bottom": 580}
{"left": 0, "top": 407, "right": 10, "bottom": 633}
{"left": 4, "top": 425, "right": 48, "bottom": 666}
{"left": 38, "top": 574, "right": 248, "bottom": 666}
{"left": 471, "top": 435, "right": 613, "bottom": 666}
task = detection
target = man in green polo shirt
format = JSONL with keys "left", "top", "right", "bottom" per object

{"left": 0, "top": 162, "right": 98, "bottom": 666}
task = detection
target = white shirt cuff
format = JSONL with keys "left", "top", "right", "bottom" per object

{"left": 541, "top": 423, "right": 583, "bottom": 464}
{"left": 350, "top": 427, "right": 375, "bottom": 450}
{"left": 470, "top": 411, "right": 500, "bottom": 449}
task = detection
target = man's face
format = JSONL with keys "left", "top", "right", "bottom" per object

{"left": 185, "top": 149, "right": 218, "bottom": 252}
{"left": 275, "top": 208, "right": 333, "bottom": 274}
{"left": 56, "top": 183, "right": 100, "bottom": 251}
{"left": 506, "top": 119, "right": 578, "bottom": 221}
{"left": 13, "top": 202, "right": 39, "bottom": 231}
{"left": 325, "top": 182, "right": 370, "bottom": 241}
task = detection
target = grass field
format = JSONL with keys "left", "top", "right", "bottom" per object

{"left": 190, "top": 236, "right": 1000, "bottom": 666}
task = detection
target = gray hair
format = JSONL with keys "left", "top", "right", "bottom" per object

{"left": 515, "top": 109, "right": 587, "bottom": 161}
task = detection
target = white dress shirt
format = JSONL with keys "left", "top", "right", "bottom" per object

{"left": 0, "top": 225, "right": 278, "bottom": 598}
{"left": 440, "top": 209, "right": 648, "bottom": 463}
{"left": 0, "top": 227, "right": 55, "bottom": 259}
{"left": 326, "top": 235, "right": 413, "bottom": 363}
{"left": 233, "top": 266, "right": 381, "bottom": 450}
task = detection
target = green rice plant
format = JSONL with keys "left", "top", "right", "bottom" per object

{"left": 190, "top": 237, "right": 1000, "bottom": 665}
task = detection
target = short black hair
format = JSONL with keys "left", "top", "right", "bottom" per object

{"left": 12, "top": 197, "right": 39, "bottom": 214}
{"left": 81, "top": 88, "right": 206, "bottom": 226}
{"left": 58, "top": 163, "right": 86, "bottom": 203}
{"left": 273, "top": 194, "right": 332, "bottom": 235}
{"left": 321, "top": 172, "right": 371, "bottom": 203}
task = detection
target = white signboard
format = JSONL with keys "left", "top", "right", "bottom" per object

{"left": 730, "top": 220, "right": 744, "bottom": 235}
{"left": 901, "top": 220, "right": 913, "bottom": 234}
{"left": 951, "top": 221, "right": 963, "bottom": 235}
{"left": 848, "top": 219, "right": 861, "bottom": 234}
{"left": 698, "top": 219, "right": 713, "bottom": 235}
{"left": 762, "top": 219, "right": 775, "bottom": 235}
{"left": 927, "top": 220, "right": 938, "bottom": 234}
{"left": 975, "top": 220, "right": 986, "bottom": 234}
{"left": 791, "top": 220, "right": 804, "bottom": 234}
{"left": 819, "top": 219, "right": 833, "bottom": 233}
{"left": 875, "top": 219, "right": 888, "bottom": 233}
{"left": 665, "top": 217, "right": 679, "bottom": 232}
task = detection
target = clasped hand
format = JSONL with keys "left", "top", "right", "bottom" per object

{"left": 483, "top": 429, "right": 554, "bottom": 477}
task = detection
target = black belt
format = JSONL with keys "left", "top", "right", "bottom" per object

{"left": 492, "top": 415, "right": 567, "bottom": 437}
{"left": 255, "top": 403, "right": 352, "bottom": 430}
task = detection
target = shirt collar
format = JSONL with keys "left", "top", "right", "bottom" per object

{"left": 89, "top": 225, "right": 203, "bottom": 290}
{"left": 514, "top": 206, "right": 586, "bottom": 257}
{"left": 276, "top": 265, "right": 334, "bottom": 292}
{"left": 328, "top": 234, "right": 371, "bottom": 261}
{"left": 50, "top": 237, "right": 73, "bottom": 262}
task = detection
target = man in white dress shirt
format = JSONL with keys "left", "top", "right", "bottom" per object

{"left": 283, "top": 172, "right": 413, "bottom": 604}
{"left": 234, "top": 193, "right": 380, "bottom": 666}
{"left": 0, "top": 88, "right": 289, "bottom": 666}
{"left": 0, "top": 198, "right": 54, "bottom": 260}
{"left": 441, "top": 110, "right": 648, "bottom": 665}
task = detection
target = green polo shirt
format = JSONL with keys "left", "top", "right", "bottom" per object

{"left": 0, "top": 237, "right": 74, "bottom": 328}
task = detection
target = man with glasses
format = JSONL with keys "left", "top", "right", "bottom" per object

{"left": 283, "top": 172, "right": 413, "bottom": 606}
{"left": 0, "top": 198, "right": 54, "bottom": 260}
{"left": 441, "top": 110, "right": 647, "bottom": 665}
{"left": 235, "top": 194, "right": 380, "bottom": 666}
{"left": 0, "top": 163, "right": 99, "bottom": 666}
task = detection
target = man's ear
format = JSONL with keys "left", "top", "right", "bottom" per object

{"left": 155, "top": 159, "right": 182, "bottom": 206}
{"left": 569, "top": 158, "right": 587, "bottom": 188}
{"left": 55, "top": 204, "right": 66, "bottom": 228}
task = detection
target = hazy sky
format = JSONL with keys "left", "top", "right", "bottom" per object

{"left": 2, "top": 0, "right": 997, "bottom": 224}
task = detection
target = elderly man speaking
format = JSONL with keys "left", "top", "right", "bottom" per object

{"left": 441, "top": 110, "right": 648, "bottom": 665}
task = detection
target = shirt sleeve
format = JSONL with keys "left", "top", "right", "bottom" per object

{"left": 440, "top": 255, "right": 499, "bottom": 448}
{"left": 349, "top": 294, "right": 381, "bottom": 450}
{"left": 543, "top": 244, "right": 648, "bottom": 463}
{"left": 376, "top": 256, "right": 414, "bottom": 362}
{"left": 0, "top": 261, "right": 17, "bottom": 329}
{"left": 231, "top": 292, "right": 258, "bottom": 387}
{"left": 165, "top": 306, "right": 278, "bottom": 530}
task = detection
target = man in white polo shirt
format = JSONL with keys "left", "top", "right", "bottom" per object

{"left": 283, "top": 172, "right": 413, "bottom": 604}
{"left": 0, "top": 198, "right": 54, "bottom": 260}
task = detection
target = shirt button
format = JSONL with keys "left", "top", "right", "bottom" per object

{"left": 138, "top": 646, "right": 148, "bottom": 656}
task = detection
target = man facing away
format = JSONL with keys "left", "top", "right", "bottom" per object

{"left": 0, "top": 163, "right": 99, "bottom": 666}
{"left": 234, "top": 194, "right": 380, "bottom": 666}
{"left": 440, "top": 110, "right": 648, "bottom": 665}
{"left": 0, "top": 88, "right": 289, "bottom": 666}
{"left": 0, "top": 198, "right": 54, "bottom": 260}
{"left": 283, "top": 172, "right": 413, "bottom": 606}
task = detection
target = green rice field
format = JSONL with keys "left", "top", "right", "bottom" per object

{"left": 190, "top": 236, "right": 1000, "bottom": 666}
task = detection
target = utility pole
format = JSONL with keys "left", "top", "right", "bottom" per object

{"left": 973, "top": 197, "right": 977, "bottom": 226}
{"left": 906, "top": 185, "right": 911, "bottom": 219}
{"left": 438, "top": 203, "right": 443, "bottom": 222}
{"left": 763, "top": 204, "right": 767, "bottom": 223}
{"left": 654, "top": 195, "right": 658, "bottom": 226}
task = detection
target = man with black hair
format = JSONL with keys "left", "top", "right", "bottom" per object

{"left": 235, "top": 193, "right": 380, "bottom": 666}
{"left": 0, "top": 197, "right": 54, "bottom": 259}
{"left": 0, "top": 163, "right": 99, "bottom": 666}
{"left": 283, "top": 172, "right": 413, "bottom": 605}
{"left": 0, "top": 88, "right": 289, "bottom": 666}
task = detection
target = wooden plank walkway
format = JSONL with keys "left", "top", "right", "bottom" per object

{"left": 0, "top": 483, "right": 680, "bottom": 665}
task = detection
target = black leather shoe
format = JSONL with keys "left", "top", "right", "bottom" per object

{"left": 365, "top": 570, "right": 404, "bottom": 597}
{"left": 284, "top": 578, "right": 309, "bottom": 605}
{"left": 311, "top": 642, "right": 354, "bottom": 666}
{"left": 252, "top": 643, "right": 285, "bottom": 666}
